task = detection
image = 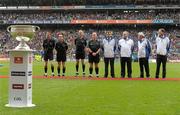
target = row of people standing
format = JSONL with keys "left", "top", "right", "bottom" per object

{"left": 42, "top": 28, "right": 170, "bottom": 78}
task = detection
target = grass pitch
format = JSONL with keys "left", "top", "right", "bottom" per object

{"left": 0, "top": 60, "right": 180, "bottom": 115}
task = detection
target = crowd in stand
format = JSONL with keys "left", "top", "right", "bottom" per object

{"left": 0, "top": 0, "right": 179, "bottom": 6}
{"left": 0, "top": 10, "right": 179, "bottom": 22}
{"left": 0, "top": 27, "right": 180, "bottom": 60}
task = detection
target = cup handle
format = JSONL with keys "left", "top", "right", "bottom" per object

{"left": 33, "top": 26, "right": 40, "bottom": 32}
{"left": 7, "top": 26, "right": 12, "bottom": 32}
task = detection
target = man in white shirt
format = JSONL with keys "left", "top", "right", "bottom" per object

{"left": 155, "top": 28, "right": 170, "bottom": 78}
{"left": 137, "top": 32, "right": 151, "bottom": 78}
{"left": 102, "top": 31, "right": 116, "bottom": 78}
{"left": 118, "top": 31, "right": 134, "bottom": 78}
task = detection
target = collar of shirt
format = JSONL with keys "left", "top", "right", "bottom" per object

{"left": 139, "top": 38, "right": 145, "bottom": 43}
{"left": 123, "top": 37, "right": 129, "bottom": 41}
{"left": 105, "top": 37, "right": 112, "bottom": 42}
{"left": 159, "top": 35, "right": 166, "bottom": 39}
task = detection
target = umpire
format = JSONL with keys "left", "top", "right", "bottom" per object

{"left": 118, "top": 31, "right": 134, "bottom": 78}
{"left": 137, "top": 32, "right": 151, "bottom": 78}
{"left": 55, "top": 34, "right": 68, "bottom": 77}
{"left": 155, "top": 28, "right": 170, "bottom": 78}
{"left": 102, "top": 31, "right": 116, "bottom": 78}
{"left": 43, "top": 31, "right": 55, "bottom": 77}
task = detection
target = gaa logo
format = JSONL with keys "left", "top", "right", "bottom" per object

{"left": 14, "top": 57, "right": 23, "bottom": 64}
{"left": 14, "top": 97, "right": 22, "bottom": 101}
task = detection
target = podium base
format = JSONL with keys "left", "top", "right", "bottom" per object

{"left": 5, "top": 104, "right": 36, "bottom": 108}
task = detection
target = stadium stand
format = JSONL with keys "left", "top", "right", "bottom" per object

{"left": 0, "top": 0, "right": 179, "bottom": 60}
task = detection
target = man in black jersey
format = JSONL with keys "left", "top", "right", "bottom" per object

{"left": 74, "top": 30, "right": 87, "bottom": 77}
{"left": 43, "top": 31, "right": 55, "bottom": 77}
{"left": 87, "top": 32, "right": 101, "bottom": 78}
{"left": 55, "top": 34, "right": 68, "bottom": 77}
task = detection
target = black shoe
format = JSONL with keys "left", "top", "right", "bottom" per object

{"left": 111, "top": 75, "right": 115, "bottom": 78}
{"left": 155, "top": 76, "right": 159, "bottom": 79}
{"left": 75, "top": 73, "right": 79, "bottom": 77}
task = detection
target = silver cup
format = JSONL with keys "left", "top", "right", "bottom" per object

{"left": 7, "top": 25, "right": 40, "bottom": 50}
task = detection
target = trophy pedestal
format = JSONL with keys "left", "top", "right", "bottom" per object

{"left": 5, "top": 49, "right": 35, "bottom": 108}
{"left": 15, "top": 43, "right": 30, "bottom": 50}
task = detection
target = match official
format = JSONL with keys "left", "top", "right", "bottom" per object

{"left": 118, "top": 31, "right": 134, "bottom": 78}
{"left": 137, "top": 32, "right": 151, "bottom": 78}
{"left": 155, "top": 28, "right": 170, "bottom": 78}
{"left": 75, "top": 30, "right": 87, "bottom": 77}
{"left": 43, "top": 31, "right": 55, "bottom": 77}
{"left": 102, "top": 31, "right": 116, "bottom": 78}
{"left": 55, "top": 34, "right": 68, "bottom": 77}
{"left": 87, "top": 32, "right": 101, "bottom": 78}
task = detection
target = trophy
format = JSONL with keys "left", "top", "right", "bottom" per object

{"left": 5, "top": 25, "right": 40, "bottom": 108}
{"left": 7, "top": 25, "right": 40, "bottom": 50}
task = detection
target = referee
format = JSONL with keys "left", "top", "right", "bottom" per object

{"left": 55, "top": 34, "right": 68, "bottom": 77}
{"left": 102, "top": 31, "right": 116, "bottom": 78}
{"left": 87, "top": 32, "right": 101, "bottom": 78}
{"left": 118, "top": 31, "right": 134, "bottom": 78}
{"left": 75, "top": 30, "right": 87, "bottom": 77}
{"left": 155, "top": 28, "right": 170, "bottom": 78}
{"left": 137, "top": 32, "right": 151, "bottom": 78}
{"left": 43, "top": 31, "right": 55, "bottom": 77}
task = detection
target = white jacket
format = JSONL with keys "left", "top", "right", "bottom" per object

{"left": 118, "top": 38, "right": 134, "bottom": 57}
{"left": 156, "top": 36, "right": 170, "bottom": 56}
{"left": 102, "top": 38, "right": 116, "bottom": 58}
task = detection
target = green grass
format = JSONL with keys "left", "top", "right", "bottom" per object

{"left": 1, "top": 60, "right": 180, "bottom": 77}
{"left": 0, "top": 61, "right": 180, "bottom": 115}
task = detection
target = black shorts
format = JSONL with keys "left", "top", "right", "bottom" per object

{"left": 88, "top": 55, "right": 100, "bottom": 63}
{"left": 56, "top": 55, "right": 66, "bottom": 62}
{"left": 44, "top": 53, "right": 53, "bottom": 61}
{"left": 76, "top": 52, "right": 85, "bottom": 60}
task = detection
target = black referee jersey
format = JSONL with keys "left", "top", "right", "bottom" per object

{"left": 43, "top": 39, "right": 55, "bottom": 61}
{"left": 55, "top": 41, "right": 68, "bottom": 62}
{"left": 75, "top": 38, "right": 87, "bottom": 59}
{"left": 88, "top": 40, "right": 101, "bottom": 63}
{"left": 75, "top": 38, "right": 87, "bottom": 53}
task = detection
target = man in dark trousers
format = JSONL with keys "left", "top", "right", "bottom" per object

{"left": 155, "top": 28, "right": 170, "bottom": 78}
{"left": 43, "top": 31, "right": 55, "bottom": 77}
{"left": 55, "top": 34, "right": 68, "bottom": 77}
{"left": 118, "top": 31, "right": 134, "bottom": 78}
{"left": 102, "top": 31, "right": 116, "bottom": 78}
{"left": 75, "top": 30, "right": 87, "bottom": 77}
{"left": 87, "top": 32, "right": 101, "bottom": 78}
{"left": 137, "top": 32, "right": 151, "bottom": 78}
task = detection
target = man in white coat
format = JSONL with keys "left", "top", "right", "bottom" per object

{"left": 102, "top": 31, "right": 116, "bottom": 78}
{"left": 137, "top": 32, "right": 151, "bottom": 78}
{"left": 118, "top": 31, "right": 134, "bottom": 78}
{"left": 155, "top": 28, "right": 170, "bottom": 78}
